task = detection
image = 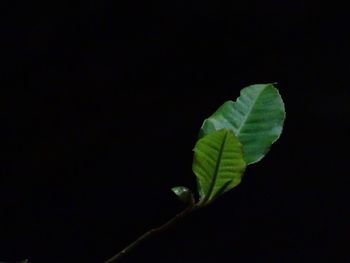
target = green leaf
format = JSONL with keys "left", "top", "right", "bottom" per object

{"left": 192, "top": 129, "right": 246, "bottom": 205}
{"left": 171, "top": 186, "right": 192, "bottom": 203}
{"left": 200, "top": 83, "right": 285, "bottom": 164}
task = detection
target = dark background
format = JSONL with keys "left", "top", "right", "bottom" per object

{"left": 1, "top": 1, "right": 349, "bottom": 262}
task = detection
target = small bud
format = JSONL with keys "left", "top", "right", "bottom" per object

{"left": 171, "top": 186, "right": 192, "bottom": 203}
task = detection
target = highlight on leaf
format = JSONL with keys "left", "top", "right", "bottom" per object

{"left": 171, "top": 186, "right": 193, "bottom": 204}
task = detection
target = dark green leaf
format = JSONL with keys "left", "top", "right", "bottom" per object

{"left": 200, "top": 83, "right": 285, "bottom": 164}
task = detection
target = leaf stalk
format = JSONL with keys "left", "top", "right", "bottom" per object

{"left": 104, "top": 194, "right": 197, "bottom": 263}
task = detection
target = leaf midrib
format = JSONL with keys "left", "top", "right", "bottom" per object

{"left": 203, "top": 130, "right": 228, "bottom": 202}
{"left": 235, "top": 86, "right": 268, "bottom": 136}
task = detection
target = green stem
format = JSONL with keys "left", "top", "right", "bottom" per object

{"left": 104, "top": 203, "right": 197, "bottom": 263}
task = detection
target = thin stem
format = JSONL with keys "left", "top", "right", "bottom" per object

{"left": 104, "top": 203, "right": 198, "bottom": 263}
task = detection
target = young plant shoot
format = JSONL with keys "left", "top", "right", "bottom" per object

{"left": 104, "top": 83, "right": 286, "bottom": 262}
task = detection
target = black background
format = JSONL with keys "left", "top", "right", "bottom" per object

{"left": 1, "top": 1, "right": 349, "bottom": 262}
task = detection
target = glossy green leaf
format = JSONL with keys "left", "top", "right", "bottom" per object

{"left": 200, "top": 83, "right": 285, "bottom": 164}
{"left": 192, "top": 129, "right": 246, "bottom": 205}
{"left": 171, "top": 186, "right": 192, "bottom": 203}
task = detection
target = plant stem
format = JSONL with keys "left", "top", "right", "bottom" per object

{"left": 104, "top": 204, "right": 197, "bottom": 263}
